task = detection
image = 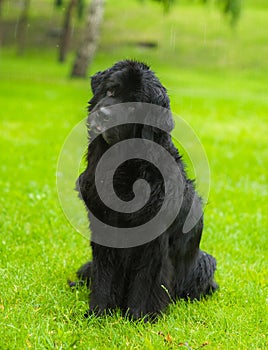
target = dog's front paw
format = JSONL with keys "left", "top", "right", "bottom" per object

{"left": 84, "top": 308, "right": 96, "bottom": 318}
{"left": 126, "top": 308, "right": 158, "bottom": 322}
{"left": 84, "top": 306, "right": 112, "bottom": 318}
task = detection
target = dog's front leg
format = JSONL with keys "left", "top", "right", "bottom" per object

{"left": 86, "top": 261, "right": 116, "bottom": 316}
{"left": 127, "top": 257, "right": 172, "bottom": 321}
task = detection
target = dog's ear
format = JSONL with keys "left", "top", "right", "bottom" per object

{"left": 91, "top": 71, "right": 107, "bottom": 95}
{"left": 141, "top": 125, "right": 155, "bottom": 141}
{"left": 164, "top": 110, "right": 175, "bottom": 133}
{"left": 141, "top": 109, "right": 174, "bottom": 141}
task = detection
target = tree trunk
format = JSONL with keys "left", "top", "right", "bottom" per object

{"left": 17, "top": 0, "right": 31, "bottom": 55}
{"left": 58, "top": 0, "right": 77, "bottom": 62}
{"left": 0, "top": 0, "right": 3, "bottom": 46}
{"left": 71, "top": 0, "right": 104, "bottom": 78}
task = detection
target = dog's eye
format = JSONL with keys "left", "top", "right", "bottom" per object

{"left": 107, "top": 90, "right": 115, "bottom": 97}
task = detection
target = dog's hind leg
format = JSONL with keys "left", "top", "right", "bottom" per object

{"left": 181, "top": 251, "right": 218, "bottom": 300}
{"left": 68, "top": 261, "right": 93, "bottom": 288}
{"left": 76, "top": 261, "right": 93, "bottom": 281}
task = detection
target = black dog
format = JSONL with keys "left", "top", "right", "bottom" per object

{"left": 73, "top": 60, "right": 218, "bottom": 320}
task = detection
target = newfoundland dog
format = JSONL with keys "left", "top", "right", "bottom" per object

{"left": 72, "top": 60, "right": 218, "bottom": 320}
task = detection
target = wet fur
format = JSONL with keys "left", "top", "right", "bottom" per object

{"left": 72, "top": 60, "right": 218, "bottom": 320}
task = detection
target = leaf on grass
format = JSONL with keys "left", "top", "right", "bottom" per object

{"left": 200, "top": 341, "right": 209, "bottom": 347}
{"left": 165, "top": 334, "right": 173, "bottom": 343}
{"left": 157, "top": 331, "right": 173, "bottom": 343}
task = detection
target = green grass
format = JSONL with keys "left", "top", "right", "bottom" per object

{"left": 0, "top": 0, "right": 267, "bottom": 349}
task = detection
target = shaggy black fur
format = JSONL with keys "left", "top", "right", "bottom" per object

{"left": 72, "top": 60, "right": 218, "bottom": 320}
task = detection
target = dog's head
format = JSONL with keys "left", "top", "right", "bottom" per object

{"left": 88, "top": 60, "right": 173, "bottom": 145}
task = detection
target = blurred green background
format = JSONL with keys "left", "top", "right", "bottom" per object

{"left": 0, "top": 0, "right": 267, "bottom": 349}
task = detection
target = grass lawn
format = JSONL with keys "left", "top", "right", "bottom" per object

{"left": 0, "top": 0, "right": 267, "bottom": 349}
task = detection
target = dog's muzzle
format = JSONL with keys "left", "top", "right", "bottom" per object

{"left": 90, "top": 107, "right": 112, "bottom": 134}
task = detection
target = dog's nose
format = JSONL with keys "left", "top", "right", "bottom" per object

{"left": 90, "top": 107, "right": 112, "bottom": 134}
